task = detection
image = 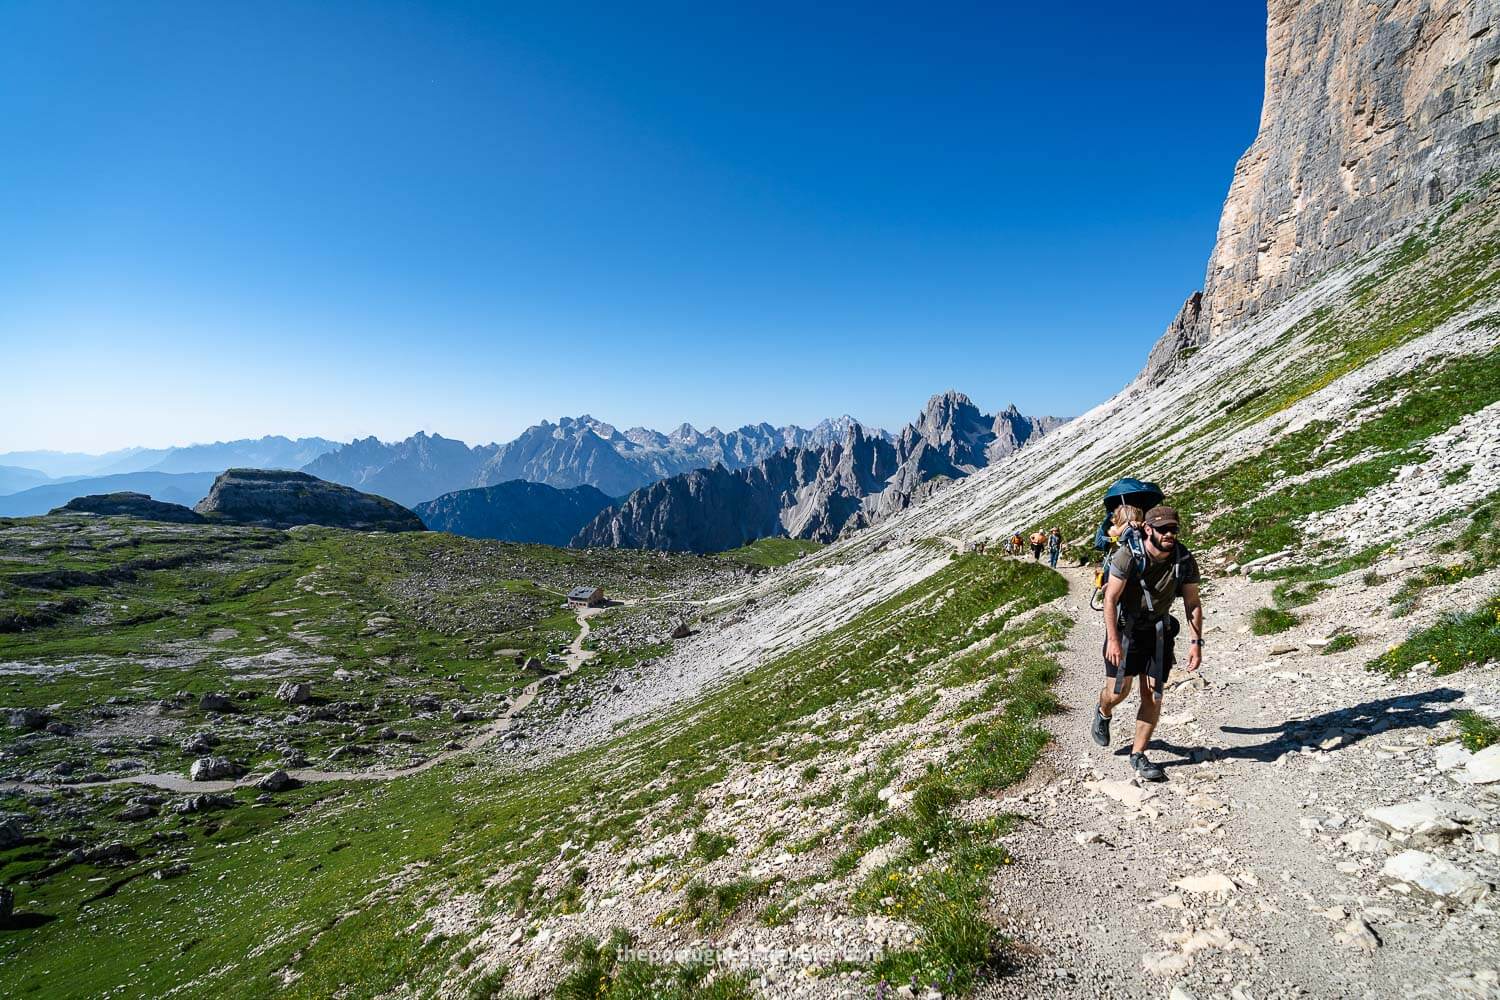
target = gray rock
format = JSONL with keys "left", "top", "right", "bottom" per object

{"left": 43, "top": 721, "right": 74, "bottom": 737}
{"left": 176, "top": 794, "right": 234, "bottom": 814}
{"left": 256, "top": 770, "right": 299, "bottom": 792}
{"left": 0, "top": 817, "right": 24, "bottom": 848}
{"left": 47, "top": 491, "right": 205, "bottom": 523}
{"left": 117, "top": 803, "right": 155, "bottom": 822}
{"left": 181, "top": 732, "right": 219, "bottom": 754}
{"left": 188, "top": 756, "right": 244, "bottom": 781}
{"left": 198, "top": 693, "right": 234, "bottom": 713}
{"left": 6, "top": 709, "right": 48, "bottom": 731}
{"left": 194, "top": 469, "right": 424, "bottom": 532}
{"left": 1365, "top": 798, "right": 1485, "bottom": 845}
{"left": 1382, "top": 850, "right": 1490, "bottom": 902}
{"left": 275, "top": 681, "right": 312, "bottom": 705}
{"left": 1141, "top": 0, "right": 1500, "bottom": 383}
{"left": 153, "top": 862, "right": 190, "bottom": 880}
{"left": 1466, "top": 745, "right": 1500, "bottom": 784}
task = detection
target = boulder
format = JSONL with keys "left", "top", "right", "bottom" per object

{"left": 181, "top": 732, "right": 219, "bottom": 755}
{"left": 198, "top": 693, "right": 234, "bottom": 713}
{"left": 176, "top": 794, "right": 235, "bottom": 814}
{"left": 1364, "top": 798, "right": 1484, "bottom": 845}
{"left": 275, "top": 681, "right": 312, "bottom": 705}
{"left": 153, "top": 862, "right": 191, "bottom": 880}
{"left": 194, "top": 469, "right": 424, "bottom": 532}
{"left": 256, "top": 770, "right": 299, "bottom": 792}
{"left": 1382, "top": 850, "right": 1489, "bottom": 902}
{"left": 0, "top": 816, "right": 24, "bottom": 848}
{"left": 670, "top": 622, "right": 692, "bottom": 639}
{"left": 1466, "top": 745, "right": 1500, "bottom": 784}
{"left": 117, "top": 803, "right": 155, "bottom": 822}
{"left": 78, "top": 842, "right": 138, "bottom": 865}
{"left": 43, "top": 721, "right": 74, "bottom": 737}
{"left": 188, "top": 756, "right": 244, "bottom": 782}
{"left": 6, "top": 709, "right": 48, "bottom": 731}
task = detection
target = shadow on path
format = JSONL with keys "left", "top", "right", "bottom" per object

{"left": 1115, "top": 687, "right": 1464, "bottom": 773}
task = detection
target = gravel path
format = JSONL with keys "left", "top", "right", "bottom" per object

{"left": 979, "top": 562, "right": 1500, "bottom": 1000}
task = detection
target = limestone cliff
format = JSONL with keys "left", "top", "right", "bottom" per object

{"left": 1144, "top": 0, "right": 1500, "bottom": 382}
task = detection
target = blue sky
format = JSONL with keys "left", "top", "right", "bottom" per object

{"left": 0, "top": 1, "right": 1267, "bottom": 452}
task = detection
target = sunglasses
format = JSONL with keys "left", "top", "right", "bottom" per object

{"left": 1151, "top": 524, "right": 1179, "bottom": 534}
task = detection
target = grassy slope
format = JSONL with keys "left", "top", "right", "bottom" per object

{"left": 715, "top": 538, "right": 824, "bottom": 570}
{"left": 1, "top": 554, "right": 1065, "bottom": 998}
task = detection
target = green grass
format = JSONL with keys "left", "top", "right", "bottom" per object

{"left": 714, "top": 537, "right": 824, "bottom": 569}
{"left": 1454, "top": 710, "right": 1500, "bottom": 752}
{"left": 1368, "top": 593, "right": 1500, "bottom": 676}
{"left": 553, "top": 931, "right": 754, "bottom": 1000}
{"left": 1320, "top": 634, "right": 1358, "bottom": 655}
{"left": 0, "top": 551, "right": 1066, "bottom": 998}
{"left": 1389, "top": 495, "right": 1500, "bottom": 615}
{"left": 1251, "top": 607, "right": 1298, "bottom": 635}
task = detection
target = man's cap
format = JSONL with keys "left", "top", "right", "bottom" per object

{"left": 1144, "top": 506, "right": 1180, "bottom": 528}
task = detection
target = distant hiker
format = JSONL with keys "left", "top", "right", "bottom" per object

{"left": 1047, "top": 527, "right": 1062, "bottom": 568}
{"left": 1092, "top": 506, "right": 1202, "bottom": 782}
{"left": 1010, "top": 532, "right": 1024, "bottom": 555}
{"left": 1029, "top": 531, "right": 1046, "bottom": 560}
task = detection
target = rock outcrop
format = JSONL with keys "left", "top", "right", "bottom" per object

{"left": 48, "top": 492, "right": 206, "bottom": 524}
{"left": 1144, "top": 0, "right": 1500, "bottom": 383}
{"left": 194, "top": 469, "right": 424, "bottom": 532}
{"left": 414, "top": 480, "right": 614, "bottom": 545}
{"left": 573, "top": 393, "right": 1063, "bottom": 552}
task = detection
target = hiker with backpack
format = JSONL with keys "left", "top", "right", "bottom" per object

{"left": 1092, "top": 505, "right": 1203, "bottom": 782}
{"left": 1029, "top": 531, "right": 1046, "bottom": 561}
{"left": 1047, "top": 527, "right": 1062, "bottom": 567}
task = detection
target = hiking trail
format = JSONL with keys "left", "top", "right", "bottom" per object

{"left": 978, "top": 559, "right": 1500, "bottom": 999}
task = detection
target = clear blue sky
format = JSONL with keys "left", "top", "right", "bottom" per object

{"left": 0, "top": 1, "right": 1267, "bottom": 452}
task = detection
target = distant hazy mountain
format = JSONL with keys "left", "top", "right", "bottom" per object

{"left": 96, "top": 436, "right": 339, "bottom": 475}
{"left": 0, "top": 437, "right": 339, "bottom": 480}
{"left": 0, "top": 448, "right": 144, "bottom": 479}
{"left": 574, "top": 392, "right": 1066, "bottom": 552}
{"left": 301, "top": 432, "right": 498, "bottom": 508}
{"left": 302, "top": 416, "right": 893, "bottom": 508}
{"left": 414, "top": 480, "right": 614, "bottom": 545}
{"left": 0, "top": 472, "right": 219, "bottom": 517}
{"left": 0, "top": 465, "right": 56, "bottom": 496}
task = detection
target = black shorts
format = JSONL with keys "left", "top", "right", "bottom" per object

{"left": 1103, "top": 616, "right": 1179, "bottom": 682}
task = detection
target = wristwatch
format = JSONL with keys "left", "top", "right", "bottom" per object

{"left": 1189, "top": 638, "right": 1204, "bottom": 646}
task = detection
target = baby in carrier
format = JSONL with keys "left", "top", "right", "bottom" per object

{"left": 1093, "top": 505, "right": 1144, "bottom": 595}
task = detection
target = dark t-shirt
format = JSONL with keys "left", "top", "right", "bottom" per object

{"left": 1108, "top": 543, "right": 1200, "bottom": 626}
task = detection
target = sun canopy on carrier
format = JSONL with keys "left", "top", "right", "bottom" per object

{"left": 1094, "top": 477, "right": 1164, "bottom": 549}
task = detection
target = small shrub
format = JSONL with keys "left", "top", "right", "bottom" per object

{"left": 690, "top": 830, "right": 735, "bottom": 862}
{"left": 1251, "top": 607, "right": 1298, "bottom": 635}
{"left": 799, "top": 764, "right": 819, "bottom": 781}
{"left": 1369, "top": 593, "right": 1500, "bottom": 676}
{"left": 1362, "top": 570, "right": 1383, "bottom": 587}
{"left": 1320, "top": 634, "right": 1357, "bottom": 655}
{"left": 1454, "top": 710, "right": 1500, "bottom": 752}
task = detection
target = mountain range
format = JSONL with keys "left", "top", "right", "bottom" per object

{"left": 300, "top": 415, "right": 892, "bottom": 508}
{"left": 573, "top": 393, "right": 1064, "bottom": 551}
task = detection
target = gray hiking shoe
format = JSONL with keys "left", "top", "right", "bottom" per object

{"left": 1090, "top": 705, "right": 1110, "bottom": 747}
{"left": 1131, "top": 752, "right": 1165, "bottom": 782}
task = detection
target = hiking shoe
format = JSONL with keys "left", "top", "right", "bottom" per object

{"left": 1090, "top": 705, "right": 1110, "bottom": 747}
{"left": 1131, "top": 752, "right": 1165, "bottom": 782}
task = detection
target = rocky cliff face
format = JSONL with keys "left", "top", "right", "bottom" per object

{"left": 195, "top": 469, "right": 424, "bottom": 532}
{"left": 573, "top": 394, "right": 1063, "bottom": 552}
{"left": 414, "top": 480, "right": 613, "bottom": 545}
{"left": 1144, "top": 0, "right": 1500, "bottom": 382}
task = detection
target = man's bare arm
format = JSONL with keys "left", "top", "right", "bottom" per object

{"left": 1181, "top": 582, "right": 1203, "bottom": 639}
{"left": 1102, "top": 573, "right": 1127, "bottom": 661}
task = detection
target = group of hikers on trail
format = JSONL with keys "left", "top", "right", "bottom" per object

{"left": 1007, "top": 527, "right": 1063, "bottom": 566}
{"left": 1010, "top": 478, "right": 1204, "bottom": 782}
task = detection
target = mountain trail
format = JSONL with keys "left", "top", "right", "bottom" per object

{"left": 979, "top": 559, "right": 1500, "bottom": 999}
